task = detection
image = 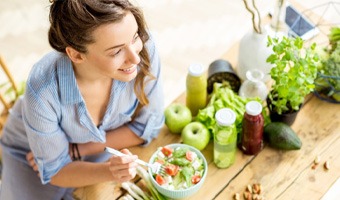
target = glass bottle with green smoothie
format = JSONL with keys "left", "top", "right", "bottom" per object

{"left": 186, "top": 63, "right": 207, "bottom": 116}
{"left": 214, "top": 108, "right": 237, "bottom": 168}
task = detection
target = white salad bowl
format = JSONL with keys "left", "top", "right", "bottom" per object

{"left": 148, "top": 143, "right": 208, "bottom": 199}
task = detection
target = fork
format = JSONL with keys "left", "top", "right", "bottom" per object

{"left": 104, "top": 147, "right": 164, "bottom": 174}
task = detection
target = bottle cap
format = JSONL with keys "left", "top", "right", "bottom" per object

{"left": 245, "top": 101, "right": 262, "bottom": 116}
{"left": 215, "top": 108, "right": 236, "bottom": 126}
{"left": 188, "top": 63, "right": 205, "bottom": 77}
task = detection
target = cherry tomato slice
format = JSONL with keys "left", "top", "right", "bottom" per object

{"left": 191, "top": 175, "right": 201, "bottom": 184}
{"left": 161, "top": 146, "right": 173, "bottom": 157}
{"left": 164, "top": 164, "right": 179, "bottom": 176}
{"left": 155, "top": 174, "right": 166, "bottom": 185}
{"left": 185, "top": 151, "right": 195, "bottom": 161}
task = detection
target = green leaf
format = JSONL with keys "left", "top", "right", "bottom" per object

{"left": 267, "top": 35, "right": 273, "bottom": 46}
{"left": 172, "top": 148, "right": 187, "bottom": 158}
{"left": 266, "top": 54, "right": 277, "bottom": 63}
{"left": 171, "top": 158, "right": 191, "bottom": 166}
{"left": 181, "top": 166, "right": 194, "bottom": 187}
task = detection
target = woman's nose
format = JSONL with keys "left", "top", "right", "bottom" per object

{"left": 126, "top": 45, "right": 141, "bottom": 65}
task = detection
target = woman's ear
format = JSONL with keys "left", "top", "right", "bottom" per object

{"left": 65, "top": 47, "right": 85, "bottom": 63}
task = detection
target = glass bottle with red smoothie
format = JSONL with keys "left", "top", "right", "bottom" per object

{"left": 241, "top": 101, "right": 264, "bottom": 155}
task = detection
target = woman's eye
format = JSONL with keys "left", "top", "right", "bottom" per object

{"left": 111, "top": 49, "right": 121, "bottom": 57}
{"left": 132, "top": 34, "right": 140, "bottom": 43}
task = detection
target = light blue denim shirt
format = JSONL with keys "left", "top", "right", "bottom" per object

{"left": 0, "top": 38, "right": 164, "bottom": 184}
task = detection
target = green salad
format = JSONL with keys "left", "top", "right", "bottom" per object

{"left": 151, "top": 146, "right": 205, "bottom": 190}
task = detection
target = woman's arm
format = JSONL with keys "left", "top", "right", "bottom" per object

{"left": 77, "top": 125, "right": 144, "bottom": 156}
{"left": 34, "top": 149, "right": 139, "bottom": 188}
{"left": 50, "top": 161, "right": 112, "bottom": 187}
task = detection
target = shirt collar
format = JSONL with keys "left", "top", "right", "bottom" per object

{"left": 56, "top": 55, "right": 130, "bottom": 105}
{"left": 57, "top": 55, "right": 83, "bottom": 104}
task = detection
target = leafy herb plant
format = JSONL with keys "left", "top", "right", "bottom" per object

{"left": 266, "top": 36, "right": 319, "bottom": 114}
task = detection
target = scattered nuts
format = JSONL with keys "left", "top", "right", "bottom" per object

{"left": 234, "top": 183, "right": 265, "bottom": 200}
{"left": 246, "top": 184, "right": 253, "bottom": 193}
{"left": 252, "top": 194, "right": 258, "bottom": 200}
{"left": 234, "top": 193, "right": 240, "bottom": 200}
{"left": 252, "top": 183, "right": 262, "bottom": 195}
{"left": 243, "top": 191, "right": 252, "bottom": 200}
{"left": 311, "top": 163, "right": 317, "bottom": 170}
{"left": 324, "top": 161, "right": 330, "bottom": 170}
{"left": 314, "top": 156, "right": 321, "bottom": 165}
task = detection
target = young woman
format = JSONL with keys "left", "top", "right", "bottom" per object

{"left": 0, "top": 0, "right": 164, "bottom": 199}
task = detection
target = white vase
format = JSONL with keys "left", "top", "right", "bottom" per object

{"left": 237, "top": 30, "right": 273, "bottom": 82}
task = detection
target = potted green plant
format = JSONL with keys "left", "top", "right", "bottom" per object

{"left": 266, "top": 36, "right": 319, "bottom": 125}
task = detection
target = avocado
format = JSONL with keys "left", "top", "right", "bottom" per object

{"left": 264, "top": 122, "right": 302, "bottom": 150}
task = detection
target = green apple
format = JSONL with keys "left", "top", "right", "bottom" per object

{"left": 164, "top": 103, "right": 192, "bottom": 134}
{"left": 181, "top": 122, "right": 210, "bottom": 150}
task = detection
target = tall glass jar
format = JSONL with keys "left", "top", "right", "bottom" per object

{"left": 186, "top": 63, "right": 207, "bottom": 116}
{"left": 214, "top": 108, "right": 237, "bottom": 168}
{"left": 241, "top": 101, "right": 264, "bottom": 155}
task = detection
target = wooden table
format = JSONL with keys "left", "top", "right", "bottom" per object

{"left": 74, "top": 4, "right": 340, "bottom": 200}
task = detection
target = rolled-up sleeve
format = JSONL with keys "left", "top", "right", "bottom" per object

{"left": 22, "top": 81, "right": 71, "bottom": 184}
{"left": 127, "top": 37, "right": 165, "bottom": 145}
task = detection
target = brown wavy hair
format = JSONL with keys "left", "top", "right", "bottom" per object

{"left": 48, "top": 0, "right": 154, "bottom": 107}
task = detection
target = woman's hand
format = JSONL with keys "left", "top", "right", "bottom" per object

{"left": 26, "top": 151, "right": 40, "bottom": 177}
{"left": 108, "top": 149, "right": 138, "bottom": 183}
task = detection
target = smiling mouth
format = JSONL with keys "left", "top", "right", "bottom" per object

{"left": 119, "top": 65, "right": 137, "bottom": 72}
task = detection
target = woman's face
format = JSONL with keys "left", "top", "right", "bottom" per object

{"left": 82, "top": 11, "right": 143, "bottom": 82}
